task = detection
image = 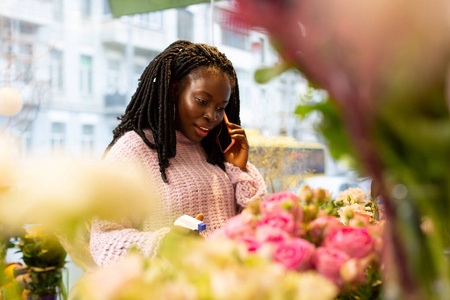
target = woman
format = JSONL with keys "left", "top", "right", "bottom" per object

{"left": 90, "top": 40, "right": 267, "bottom": 267}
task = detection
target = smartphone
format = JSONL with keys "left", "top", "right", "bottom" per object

{"left": 217, "top": 114, "right": 235, "bottom": 153}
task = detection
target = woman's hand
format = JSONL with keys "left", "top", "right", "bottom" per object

{"left": 172, "top": 213, "right": 205, "bottom": 236}
{"left": 222, "top": 114, "right": 249, "bottom": 172}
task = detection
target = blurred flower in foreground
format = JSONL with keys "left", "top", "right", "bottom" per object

{"left": 76, "top": 236, "right": 338, "bottom": 300}
{"left": 235, "top": 1, "right": 450, "bottom": 298}
{"left": 0, "top": 157, "right": 157, "bottom": 238}
{"left": 236, "top": 0, "right": 450, "bottom": 111}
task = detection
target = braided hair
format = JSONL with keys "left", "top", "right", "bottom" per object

{"left": 104, "top": 40, "right": 241, "bottom": 183}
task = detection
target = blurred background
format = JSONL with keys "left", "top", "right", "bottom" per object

{"left": 0, "top": 0, "right": 370, "bottom": 190}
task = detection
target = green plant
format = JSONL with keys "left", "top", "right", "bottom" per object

{"left": 12, "top": 226, "right": 67, "bottom": 299}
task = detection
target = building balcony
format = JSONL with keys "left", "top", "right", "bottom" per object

{"left": 0, "top": 0, "right": 53, "bottom": 26}
{"left": 100, "top": 20, "right": 167, "bottom": 53}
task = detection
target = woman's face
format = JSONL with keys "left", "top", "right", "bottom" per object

{"left": 174, "top": 67, "right": 232, "bottom": 143}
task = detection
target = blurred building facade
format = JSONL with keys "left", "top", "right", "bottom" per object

{"left": 0, "top": 0, "right": 318, "bottom": 160}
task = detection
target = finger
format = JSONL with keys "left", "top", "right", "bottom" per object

{"left": 226, "top": 122, "right": 241, "bottom": 130}
{"left": 195, "top": 213, "right": 204, "bottom": 221}
{"left": 228, "top": 133, "right": 247, "bottom": 142}
{"left": 223, "top": 112, "right": 230, "bottom": 125}
{"left": 229, "top": 128, "right": 245, "bottom": 136}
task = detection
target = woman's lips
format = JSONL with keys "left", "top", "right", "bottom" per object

{"left": 194, "top": 125, "right": 212, "bottom": 138}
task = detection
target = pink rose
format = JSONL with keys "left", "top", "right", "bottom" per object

{"left": 255, "top": 225, "right": 289, "bottom": 244}
{"left": 308, "top": 216, "right": 343, "bottom": 245}
{"left": 272, "top": 237, "right": 315, "bottom": 271}
{"left": 222, "top": 212, "right": 255, "bottom": 238}
{"left": 312, "top": 247, "right": 350, "bottom": 287}
{"left": 257, "top": 211, "right": 295, "bottom": 234}
{"left": 323, "top": 227, "right": 374, "bottom": 259}
{"left": 260, "top": 191, "right": 299, "bottom": 213}
{"left": 238, "top": 233, "right": 261, "bottom": 252}
{"left": 266, "top": 191, "right": 299, "bottom": 204}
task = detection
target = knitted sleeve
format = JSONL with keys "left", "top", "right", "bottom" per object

{"left": 90, "top": 218, "right": 171, "bottom": 267}
{"left": 89, "top": 131, "right": 170, "bottom": 267}
{"left": 225, "top": 162, "right": 267, "bottom": 208}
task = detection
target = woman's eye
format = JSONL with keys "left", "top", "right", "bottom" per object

{"left": 196, "top": 98, "right": 207, "bottom": 105}
{"left": 217, "top": 107, "right": 226, "bottom": 112}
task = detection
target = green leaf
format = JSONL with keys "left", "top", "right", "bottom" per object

{"left": 108, "top": 0, "right": 212, "bottom": 17}
{"left": 254, "top": 63, "right": 294, "bottom": 84}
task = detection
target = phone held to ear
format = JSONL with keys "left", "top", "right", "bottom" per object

{"left": 218, "top": 116, "right": 235, "bottom": 153}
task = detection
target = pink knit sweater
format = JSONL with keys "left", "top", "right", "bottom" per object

{"left": 90, "top": 129, "right": 267, "bottom": 267}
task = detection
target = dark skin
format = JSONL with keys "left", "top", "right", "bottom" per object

{"left": 173, "top": 66, "right": 249, "bottom": 171}
{"left": 222, "top": 112, "right": 248, "bottom": 172}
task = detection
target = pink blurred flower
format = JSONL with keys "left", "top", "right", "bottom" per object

{"left": 273, "top": 238, "right": 315, "bottom": 271}
{"left": 324, "top": 227, "right": 374, "bottom": 259}
{"left": 222, "top": 212, "right": 255, "bottom": 239}
{"left": 308, "top": 215, "right": 343, "bottom": 245}
{"left": 255, "top": 225, "right": 289, "bottom": 244}
{"left": 257, "top": 211, "right": 295, "bottom": 234}
{"left": 312, "top": 247, "right": 350, "bottom": 287}
{"left": 260, "top": 191, "right": 299, "bottom": 213}
{"left": 238, "top": 233, "right": 261, "bottom": 252}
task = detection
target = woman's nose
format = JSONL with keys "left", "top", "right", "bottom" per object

{"left": 204, "top": 107, "right": 217, "bottom": 122}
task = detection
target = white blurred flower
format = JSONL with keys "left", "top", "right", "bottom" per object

{"left": 0, "top": 158, "right": 157, "bottom": 237}
{"left": 338, "top": 203, "right": 367, "bottom": 225}
{"left": 336, "top": 187, "right": 368, "bottom": 205}
{"left": 294, "top": 271, "right": 339, "bottom": 300}
{"left": 80, "top": 253, "right": 144, "bottom": 300}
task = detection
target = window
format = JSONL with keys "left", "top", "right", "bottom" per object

{"left": 106, "top": 59, "right": 120, "bottom": 93}
{"left": 133, "top": 63, "right": 146, "bottom": 88}
{"left": 19, "top": 21, "right": 37, "bottom": 35}
{"left": 103, "top": 0, "right": 111, "bottom": 15}
{"left": 81, "top": 124, "right": 95, "bottom": 156}
{"left": 50, "top": 50, "right": 64, "bottom": 90}
{"left": 54, "top": 0, "right": 63, "bottom": 21}
{"left": 80, "top": 55, "right": 93, "bottom": 94}
{"left": 133, "top": 12, "right": 163, "bottom": 29}
{"left": 235, "top": 68, "right": 251, "bottom": 105}
{"left": 220, "top": 10, "right": 249, "bottom": 50}
{"left": 17, "top": 43, "right": 33, "bottom": 83}
{"left": 80, "top": 0, "right": 91, "bottom": 18}
{"left": 222, "top": 28, "right": 248, "bottom": 50}
{"left": 51, "top": 122, "right": 66, "bottom": 154}
{"left": 177, "top": 9, "right": 193, "bottom": 41}
{"left": 20, "top": 124, "right": 33, "bottom": 157}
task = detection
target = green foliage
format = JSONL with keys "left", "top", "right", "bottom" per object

{"left": 295, "top": 70, "right": 450, "bottom": 298}
{"left": 337, "top": 266, "right": 382, "bottom": 300}
{"left": 295, "top": 89, "right": 357, "bottom": 170}
{"left": 12, "top": 226, "right": 67, "bottom": 297}
{"left": 254, "top": 62, "right": 295, "bottom": 84}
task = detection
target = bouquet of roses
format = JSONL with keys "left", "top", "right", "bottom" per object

{"left": 212, "top": 186, "right": 384, "bottom": 298}
{"left": 77, "top": 231, "right": 339, "bottom": 300}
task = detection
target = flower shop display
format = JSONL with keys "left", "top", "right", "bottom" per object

{"left": 212, "top": 188, "right": 383, "bottom": 298}
{"left": 72, "top": 186, "right": 381, "bottom": 300}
